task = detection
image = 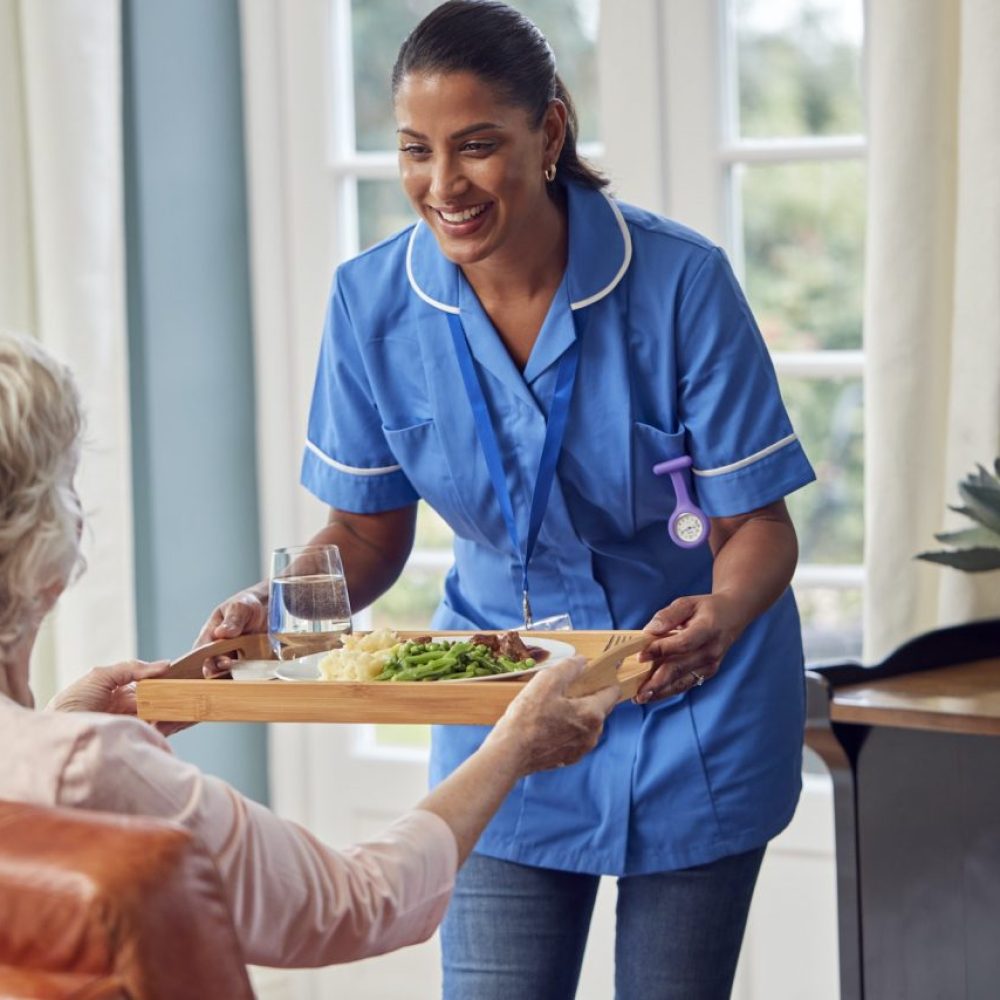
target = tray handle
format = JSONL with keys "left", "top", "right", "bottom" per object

{"left": 568, "top": 631, "right": 652, "bottom": 699}
{"left": 167, "top": 633, "right": 273, "bottom": 679}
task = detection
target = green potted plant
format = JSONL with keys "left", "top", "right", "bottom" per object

{"left": 916, "top": 459, "right": 1000, "bottom": 572}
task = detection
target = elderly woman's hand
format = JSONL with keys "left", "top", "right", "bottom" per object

{"left": 484, "top": 656, "right": 619, "bottom": 775}
{"left": 46, "top": 660, "right": 192, "bottom": 736}
{"left": 46, "top": 660, "right": 171, "bottom": 715}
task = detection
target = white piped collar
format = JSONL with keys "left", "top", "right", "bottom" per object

{"left": 406, "top": 182, "right": 632, "bottom": 314}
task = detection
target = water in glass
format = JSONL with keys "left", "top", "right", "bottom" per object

{"left": 269, "top": 544, "right": 352, "bottom": 660}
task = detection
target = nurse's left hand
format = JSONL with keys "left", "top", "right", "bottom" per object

{"left": 633, "top": 595, "right": 744, "bottom": 704}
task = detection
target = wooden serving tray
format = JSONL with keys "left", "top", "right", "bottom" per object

{"left": 136, "top": 631, "right": 654, "bottom": 726}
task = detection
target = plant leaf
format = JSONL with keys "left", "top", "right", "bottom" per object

{"left": 933, "top": 526, "right": 1000, "bottom": 548}
{"left": 968, "top": 464, "right": 1000, "bottom": 493}
{"left": 994, "top": 456, "right": 1000, "bottom": 479}
{"left": 975, "top": 463, "right": 1000, "bottom": 486}
{"left": 956, "top": 481, "right": 1000, "bottom": 532}
{"left": 916, "top": 548, "right": 1000, "bottom": 572}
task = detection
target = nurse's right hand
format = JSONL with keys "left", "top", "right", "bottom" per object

{"left": 193, "top": 584, "right": 269, "bottom": 678}
{"left": 484, "top": 656, "right": 619, "bottom": 776}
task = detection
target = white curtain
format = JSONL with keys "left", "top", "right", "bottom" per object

{"left": 0, "top": 0, "right": 135, "bottom": 699}
{"left": 864, "top": 0, "right": 1000, "bottom": 662}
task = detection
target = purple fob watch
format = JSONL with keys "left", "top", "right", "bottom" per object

{"left": 652, "top": 456, "right": 709, "bottom": 549}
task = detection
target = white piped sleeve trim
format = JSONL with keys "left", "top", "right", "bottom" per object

{"left": 305, "top": 439, "right": 401, "bottom": 476}
{"left": 693, "top": 433, "right": 799, "bottom": 477}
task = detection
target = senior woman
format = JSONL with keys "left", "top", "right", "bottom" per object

{"left": 200, "top": 2, "right": 816, "bottom": 996}
{"left": 0, "top": 330, "right": 617, "bottom": 970}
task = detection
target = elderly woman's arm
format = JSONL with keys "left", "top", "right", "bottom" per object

{"left": 60, "top": 717, "right": 454, "bottom": 966}
{"left": 54, "top": 657, "right": 616, "bottom": 968}
{"left": 416, "top": 658, "right": 615, "bottom": 863}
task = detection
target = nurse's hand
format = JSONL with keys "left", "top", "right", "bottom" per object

{"left": 484, "top": 656, "right": 619, "bottom": 775}
{"left": 194, "top": 584, "right": 269, "bottom": 678}
{"left": 634, "top": 594, "right": 744, "bottom": 704}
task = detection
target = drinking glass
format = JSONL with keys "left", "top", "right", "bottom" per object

{"left": 268, "top": 544, "right": 352, "bottom": 660}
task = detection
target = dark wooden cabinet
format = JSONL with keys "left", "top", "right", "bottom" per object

{"left": 806, "top": 619, "right": 1000, "bottom": 1000}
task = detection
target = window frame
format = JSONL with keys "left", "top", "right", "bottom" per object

{"left": 651, "top": 0, "right": 868, "bottom": 599}
{"left": 241, "top": 0, "right": 868, "bottom": 641}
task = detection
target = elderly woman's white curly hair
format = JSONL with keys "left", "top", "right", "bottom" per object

{"left": 0, "top": 332, "right": 84, "bottom": 653}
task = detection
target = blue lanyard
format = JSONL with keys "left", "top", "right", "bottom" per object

{"left": 447, "top": 310, "right": 584, "bottom": 627}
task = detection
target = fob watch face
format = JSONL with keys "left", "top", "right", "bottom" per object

{"left": 675, "top": 511, "right": 706, "bottom": 543}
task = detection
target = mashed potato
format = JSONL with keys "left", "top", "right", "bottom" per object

{"left": 318, "top": 628, "right": 402, "bottom": 681}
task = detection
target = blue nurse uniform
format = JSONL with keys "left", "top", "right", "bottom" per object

{"left": 301, "top": 180, "right": 816, "bottom": 877}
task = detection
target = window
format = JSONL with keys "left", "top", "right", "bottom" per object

{"left": 635, "top": 0, "right": 867, "bottom": 662}
{"left": 726, "top": 0, "right": 866, "bottom": 660}
{"left": 334, "top": 0, "right": 866, "bottom": 663}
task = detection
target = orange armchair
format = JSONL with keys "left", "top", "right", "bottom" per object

{"left": 0, "top": 800, "right": 255, "bottom": 999}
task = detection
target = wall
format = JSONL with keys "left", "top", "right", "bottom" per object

{"left": 122, "top": 0, "right": 268, "bottom": 803}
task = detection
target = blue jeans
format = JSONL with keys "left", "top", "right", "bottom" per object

{"left": 440, "top": 847, "right": 765, "bottom": 1000}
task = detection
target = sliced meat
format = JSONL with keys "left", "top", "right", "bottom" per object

{"left": 470, "top": 633, "right": 500, "bottom": 653}
{"left": 498, "top": 631, "right": 532, "bottom": 662}
{"left": 469, "top": 630, "right": 549, "bottom": 663}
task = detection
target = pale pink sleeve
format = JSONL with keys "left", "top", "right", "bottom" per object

{"left": 59, "top": 716, "right": 458, "bottom": 967}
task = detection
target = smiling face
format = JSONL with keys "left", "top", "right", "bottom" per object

{"left": 394, "top": 71, "right": 565, "bottom": 269}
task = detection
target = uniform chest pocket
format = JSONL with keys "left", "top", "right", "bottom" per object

{"left": 381, "top": 419, "right": 482, "bottom": 541}
{"left": 632, "top": 421, "right": 689, "bottom": 531}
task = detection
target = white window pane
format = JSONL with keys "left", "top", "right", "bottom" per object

{"left": 370, "top": 550, "right": 448, "bottom": 632}
{"left": 733, "top": 0, "right": 864, "bottom": 139}
{"left": 358, "top": 178, "right": 416, "bottom": 250}
{"left": 414, "top": 500, "right": 454, "bottom": 550}
{"left": 351, "top": 0, "right": 599, "bottom": 153}
{"left": 511, "top": 0, "right": 600, "bottom": 143}
{"left": 737, "top": 159, "right": 865, "bottom": 351}
{"left": 780, "top": 376, "right": 863, "bottom": 565}
{"left": 795, "top": 586, "right": 863, "bottom": 661}
{"left": 351, "top": 0, "right": 435, "bottom": 153}
{"left": 372, "top": 724, "right": 431, "bottom": 752}
{"left": 370, "top": 498, "right": 454, "bottom": 631}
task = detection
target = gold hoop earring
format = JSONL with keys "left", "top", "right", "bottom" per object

{"left": 544, "top": 163, "right": 557, "bottom": 183}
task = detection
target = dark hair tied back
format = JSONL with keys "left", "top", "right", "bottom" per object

{"left": 392, "top": 0, "right": 608, "bottom": 191}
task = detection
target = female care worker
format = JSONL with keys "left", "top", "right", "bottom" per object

{"left": 198, "top": 2, "right": 816, "bottom": 997}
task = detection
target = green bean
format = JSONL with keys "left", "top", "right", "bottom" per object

{"left": 413, "top": 655, "right": 458, "bottom": 677}
{"left": 390, "top": 667, "right": 422, "bottom": 681}
{"left": 402, "top": 650, "right": 444, "bottom": 665}
{"left": 371, "top": 638, "right": 537, "bottom": 682}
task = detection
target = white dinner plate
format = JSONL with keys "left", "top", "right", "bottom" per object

{"left": 229, "top": 659, "right": 279, "bottom": 681}
{"left": 432, "top": 635, "right": 576, "bottom": 682}
{"left": 273, "top": 637, "right": 576, "bottom": 682}
{"left": 274, "top": 651, "right": 326, "bottom": 682}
